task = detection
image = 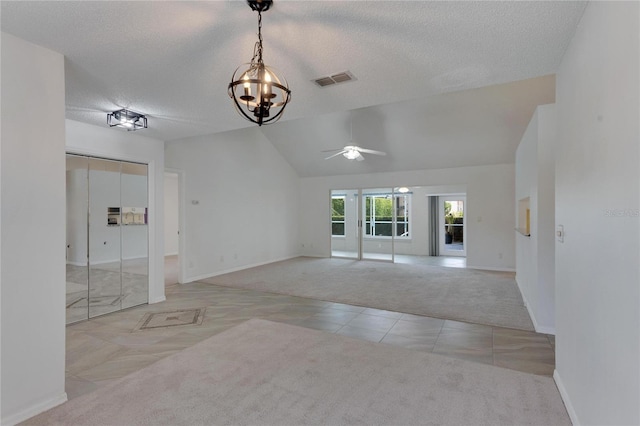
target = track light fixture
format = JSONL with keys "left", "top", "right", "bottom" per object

{"left": 228, "top": 0, "right": 291, "bottom": 126}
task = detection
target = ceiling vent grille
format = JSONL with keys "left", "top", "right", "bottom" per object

{"left": 313, "top": 71, "right": 356, "bottom": 87}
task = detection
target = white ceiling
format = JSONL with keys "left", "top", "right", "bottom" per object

{"left": 1, "top": 1, "right": 586, "bottom": 176}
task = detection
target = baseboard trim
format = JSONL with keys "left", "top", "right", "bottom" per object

{"left": 468, "top": 265, "right": 515, "bottom": 272}
{"left": 184, "top": 255, "right": 299, "bottom": 284}
{"left": 165, "top": 251, "right": 179, "bottom": 257}
{"left": 2, "top": 392, "right": 68, "bottom": 426}
{"left": 87, "top": 258, "right": 120, "bottom": 265}
{"left": 554, "top": 370, "right": 580, "bottom": 425}
{"left": 535, "top": 324, "right": 556, "bottom": 335}
{"left": 516, "top": 278, "right": 556, "bottom": 335}
{"left": 149, "top": 295, "right": 166, "bottom": 304}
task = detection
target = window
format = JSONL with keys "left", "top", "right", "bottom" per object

{"left": 364, "top": 193, "right": 411, "bottom": 238}
{"left": 331, "top": 195, "right": 345, "bottom": 236}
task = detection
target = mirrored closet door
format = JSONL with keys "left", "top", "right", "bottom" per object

{"left": 66, "top": 154, "right": 149, "bottom": 324}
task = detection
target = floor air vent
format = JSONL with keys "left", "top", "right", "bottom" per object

{"left": 314, "top": 71, "right": 356, "bottom": 87}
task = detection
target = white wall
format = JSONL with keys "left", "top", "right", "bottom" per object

{"left": 1, "top": 33, "right": 67, "bottom": 425}
{"left": 164, "top": 173, "right": 179, "bottom": 256}
{"left": 65, "top": 119, "right": 165, "bottom": 304}
{"left": 515, "top": 104, "right": 556, "bottom": 334}
{"left": 300, "top": 164, "right": 515, "bottom": 271}
{"left": 554, "top": 2, "right": 639, "bottom": 425}
{"left": 165, "top": 127, "right": 300, "bottom": 282}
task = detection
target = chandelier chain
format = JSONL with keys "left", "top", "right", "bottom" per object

{"left": 252, "top": 11, "right": 264, "bottom": 66}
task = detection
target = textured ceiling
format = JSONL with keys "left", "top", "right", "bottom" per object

{"left": 1, "top": 1, "right": 586, "bottom": 175}
{"left": 262, "top": 75, "right": 556, "bottom": 177}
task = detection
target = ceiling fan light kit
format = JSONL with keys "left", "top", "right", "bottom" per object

{"left": 323, "top": 145, "right": 386, "bottom": 162}
{"left": 323, "top": 113, "right": 387, "bottom": 162}
{"left": 107, "top": 109, "right": 148, "bottom": 131}
{"left": 228, "top": 0, "right": 291, "bottom": 126}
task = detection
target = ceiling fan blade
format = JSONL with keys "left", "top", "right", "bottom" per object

{"left": 321, "top": 148, "right": 345, "bottom": 153}
{"left": 324, "top": 150, "right": 347, "bottom": 160}
{"left": 358, "top": 148, "right": 387, "bottom": 156}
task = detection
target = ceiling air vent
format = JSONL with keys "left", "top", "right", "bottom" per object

{"left": 313, "top": 71, "right": 357, "bottom": 87}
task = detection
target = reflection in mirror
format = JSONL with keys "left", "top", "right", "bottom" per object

{"left": 66, "top": 154, "right": 89, "bottom": 324}
{"left": 121, "top": 207, "right": 147, "bottom": 225}
{"left": 88, "top": 158, "right": 123, "bottom": 318}
{"left": 65, "top": 155, "right": 149, "bottom": 322}
{"left": 121, "top": 163, "right": 149, "bottom": 309}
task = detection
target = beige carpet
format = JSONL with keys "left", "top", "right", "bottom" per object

{"left": 27, "top": 319, "right": 568, "bottom": 425}
{"left": 203, "top": 257, "right": 535, "bottom": 331}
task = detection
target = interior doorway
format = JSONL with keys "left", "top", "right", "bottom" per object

{"left": 164, "top": 171, "right": 180, "bottom": 285}
{"left": 439, "top": 195, "right": 466, "bottom": 257}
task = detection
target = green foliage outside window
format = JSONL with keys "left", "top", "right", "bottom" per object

{"left": 332, "top": 196, "right": 345, "bottom": 236}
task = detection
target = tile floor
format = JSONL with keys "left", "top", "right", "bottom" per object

{"left": 64, "top": 256, "right": 555, "bottom": 401}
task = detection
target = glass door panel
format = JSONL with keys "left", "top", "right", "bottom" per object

{"left": 88, "top": 158, "right": 122, "bottom": 318}
{"left": 362, "top": 188, "right": 394, "bottom": 262}
{"left": 66, "top": 154, "right": 89, "bottom": 324}
{"left": 331, "top": 189, "right": 359, "bottom": 259}
{"left": 120, "top": 162, "right": 149, "bottom": 309}
{"left": 439, "top": 196, "right": 466, "bottom": 257}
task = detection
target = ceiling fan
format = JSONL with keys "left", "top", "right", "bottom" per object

{"left": 323, "top": 145, "right": 387, "bottom": 161}
{"left": 323, "top": 112, "right": 387, "bottom": 161}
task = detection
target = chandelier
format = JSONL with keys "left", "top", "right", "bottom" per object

{"left": 228, "top": 0, "right": 291, "bottom": 126}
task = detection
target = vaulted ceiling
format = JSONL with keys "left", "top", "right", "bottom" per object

{"left": 1, "top": 1, "right": 586, "bottom": 176}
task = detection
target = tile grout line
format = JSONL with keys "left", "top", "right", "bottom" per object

{"left": 378, "top": 317, "right": 401, "bottom": 343}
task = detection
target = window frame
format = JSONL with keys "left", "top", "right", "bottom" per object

{"left": 331, "top": 194, "right": 346, "bottom": 237}
{"left": 364, "top": 193, "right": 411, "bottom": 240}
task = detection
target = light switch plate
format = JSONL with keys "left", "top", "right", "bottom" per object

{"left": 556, "top": 225, "right": 564, "bottom": 243}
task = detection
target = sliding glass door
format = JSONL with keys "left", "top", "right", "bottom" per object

{"left": 331, "top": 188, "right": 401, "bottom": 263}
{"left": 362, "top": 188, "right": 394, "bottom": 262}
{"left": 331, "top": 189, "right": 359, "bottom": 259}
{"left": 439, "top": 196, "right": 466, "bottom": 257}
